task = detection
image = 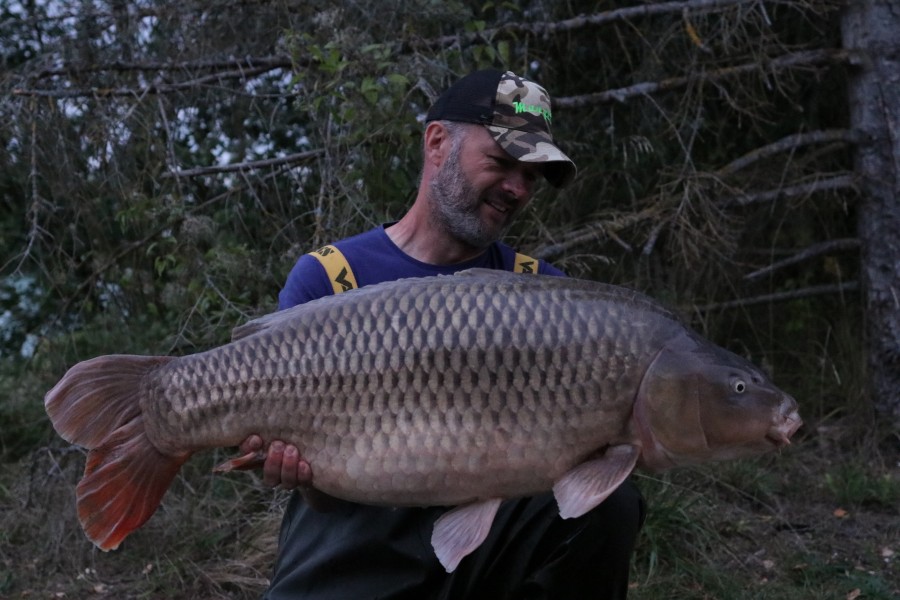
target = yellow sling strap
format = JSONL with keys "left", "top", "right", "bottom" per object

{"left": 513, "top": 252, "right": 539, "bottom": 274}
{"left": 308, "top": 245, "right": 359, "bottom": 294}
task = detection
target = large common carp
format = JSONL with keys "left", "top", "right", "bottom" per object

{"left": 45, "top": 269, "right": 801, "bottom": 571}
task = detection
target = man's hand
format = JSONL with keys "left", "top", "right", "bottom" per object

{"left": 238, "top": 435, "right": 342, "bottom": 512}
{"left": 238, "top": 435, "right": 312, "bottom": 489}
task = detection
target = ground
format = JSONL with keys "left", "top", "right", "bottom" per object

{"left": 1, "top": 418, "right": 897, "bottom": 599}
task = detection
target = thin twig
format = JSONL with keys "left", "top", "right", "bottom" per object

{"left": 13, "top": 65, "right": 279, "bottom": 98}
{"left": 717, "top": 129, "right": 861, "bottom": 177}
{"left": 15, "top": 99, "right": 46, "bottom": 274}
{"left": 164, "top": 149, "right": 325, "bottom": 178}
{"left": 722, "top": 174, "right": 857, "bottom": 206}
{"left": 744, "top": 238, "right": 861, "bottom": 280}
{"left": 416, "top": 0, "right": 757, "bottom": 49}
{"left": 30, "top": 55, "right": 294, "bottom": 79}
{"left": 531, "top": 210, "right": 657, "bottom": 260}
{"left": 555, "top": 49, "right": 851, "bottom": 108}
{"left": 691, "top": 281, "right": 859, "bottom": 312}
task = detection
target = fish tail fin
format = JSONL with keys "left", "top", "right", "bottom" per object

{"left": 78, "top": 416, "right": 190, "bottom": 550}
{"left": 45, "top": 354, "right": 171, "bottom": 447}
{"left": 44, "top": 354, "right": 189, "bottom": 550}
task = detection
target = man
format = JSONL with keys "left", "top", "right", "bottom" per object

{"left": 241, "top": 69, "right": 646, "bottom": 599}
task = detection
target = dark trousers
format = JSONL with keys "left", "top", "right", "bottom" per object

{"left": 263, "top": 481, "right": 646, "bottom": 600}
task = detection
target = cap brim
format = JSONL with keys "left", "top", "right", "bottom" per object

{"left": 486, "top": 125, "right": 577, "bottom": 188}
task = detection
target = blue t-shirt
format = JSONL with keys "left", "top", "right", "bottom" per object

{"left": 278, "top": 224, "right": 564, "bottom": 309}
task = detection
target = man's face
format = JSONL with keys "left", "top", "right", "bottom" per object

{"left": 428, "top": 125, "right": 541, "bottom": 250}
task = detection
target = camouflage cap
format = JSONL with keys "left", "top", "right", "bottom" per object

{"left": 425, "top": 69, "right": 576, "bottom": 188}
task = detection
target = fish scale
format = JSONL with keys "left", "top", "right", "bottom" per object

{"left": 138, "top": 274, "right": 657, "bottom": 506}
{"left": 44, "top": 268, "right": 801, "bottom": 571}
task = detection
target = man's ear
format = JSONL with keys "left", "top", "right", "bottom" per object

{"left": 423, "top": 121, "right": 450, "bottom": 167}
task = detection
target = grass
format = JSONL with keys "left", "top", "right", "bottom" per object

{"left": 628, "top": 421, "right": 900, "bottom": 600}
{"left": 1, "top": 407, "right": 897, "bottom": 598}
{"left": 4, "top": 294, "right": 883, "bottom": 598}
{"left": 824, "top": 464, "right": 900, "bottom": 510}
{"left": 0, "top": 447, "right": 284, "bottom": 599}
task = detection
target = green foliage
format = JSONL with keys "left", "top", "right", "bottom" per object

{"left": 824, "top": 464, "right": 900, "bottom": 510}
{"left": 631, "top": 473, "right": 721, "bottom": 582}
{"left": 629, "top": 449, "right": 899, "bottom": 600}
{"left": 786, "top": 556, "right": 899, "bottom": 600}
{"left": 0, "top": 368, "right": 51, "bottom": 461}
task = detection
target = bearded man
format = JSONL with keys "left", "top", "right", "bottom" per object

{"left": 241, "top": 69, "right": 646, "bottom": 600}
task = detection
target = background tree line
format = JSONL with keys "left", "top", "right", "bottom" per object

{"left": 4, "top": 0, "right": 890, "bottom": 422}
{"left": 1, "top": 0, "right": 898, "bottom": 597}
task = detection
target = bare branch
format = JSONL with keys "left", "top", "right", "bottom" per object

{"left": 744, "top": 238, "right": 861, "bottom": 280}
{"left": 164, "top": 150, "right": 325, "bottom": 179}
{"left": 533, "top": 172, "right": 856, "bottom": 262}
{"left": 556, "top": 49, "right": 851, "bottom": 108}
{"left": 722, "top": 174, "right": 858, "bottom": 206}
{"left": 13, "top": 64, "right": 282, "bottom": 98}
{"left": 717, "top": 130, "right": 861, "bottom": 177}
{"left": 418, "top": 0, "right": 759, "bottom": 50}
{"left": 8, "top": 0, "right": 296, "bottom": 28}
{"left": 29, "top": 55, "right": 294, "bottom": 80}
{"left": 691, "top": 281, "right": 859, "bottom": 312}
{"left": 531, "top": 210, "right": 658, "bottom": 260}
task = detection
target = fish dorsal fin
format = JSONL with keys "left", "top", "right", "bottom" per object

{"left": 431, "top": 498, "right": 503, "bottom": 572}
{"left": 231, "top": 310, "right": 283, "bottom": 342}
{"left": 453, "top": 267, "right": 526, "bottom": 279}
{"left": 553, "top": 444, "right": 640, "bottom": 519}
{"left": 230, "top": 301, "right": 321, "bottom": 342}
{"left": 232, "top": 269, "right": 528, "bottom": 342}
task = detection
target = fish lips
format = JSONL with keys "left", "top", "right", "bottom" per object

{"left": 765, "top": 403, "right": 803, "bottom": 447}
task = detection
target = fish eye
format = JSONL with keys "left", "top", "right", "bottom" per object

{"left": 731, "top": 378, "right": 747, "bottom": 394}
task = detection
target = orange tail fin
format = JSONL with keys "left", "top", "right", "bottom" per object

{"left": 44, "top": 354, "right": 190, "bottom": 550}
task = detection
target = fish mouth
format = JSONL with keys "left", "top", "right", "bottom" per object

{"left": 765, "top": 409, "right": 802, "bottom": 447}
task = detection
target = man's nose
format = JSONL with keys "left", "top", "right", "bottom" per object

{"left": 501, "top": 168, "right": 534, "bottom": 202}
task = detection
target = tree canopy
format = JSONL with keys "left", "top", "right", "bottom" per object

{"left": 0, "top": 0, "right": 876, "bottom": 424}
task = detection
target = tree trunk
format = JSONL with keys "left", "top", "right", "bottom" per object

{"left": 842, "top": 1, "right": 900, "bottom": 423}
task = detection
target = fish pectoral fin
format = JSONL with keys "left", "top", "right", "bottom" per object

{"left": 553, "top": 444, "right": 639, "bottom": 519}
{"left": 431, "top": 498, "right": 503, "bottom": 573}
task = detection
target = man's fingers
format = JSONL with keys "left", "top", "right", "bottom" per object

{"left": 297, "top": 460, "right": 313, "bottom": 485}
{"left": 280, "top": 445, "right": 301, "bottom": 490}
{"left": 239, "top": 434, "right": 264, "bottom": 455}
{"left": 262, "top": 441, "right": 285, "bottom": 487}
{"left": 277, "top": 445, "right": 314, "bottom": 489}
{"left": 246, "top": 439, "right": 314, "bottom": 490}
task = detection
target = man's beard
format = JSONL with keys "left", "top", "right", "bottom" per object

{"left": 428, "top": 143, "right": 515, "bottom": 250}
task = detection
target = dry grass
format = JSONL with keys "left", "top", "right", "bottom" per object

{"left": 630, "top": 421, "right": 900, "bottom": 599}
{"left": 1, "top": 448, "right": 284, "bottom": 599}
{"left": 2, "top": 417, "right": 897, "bottom": 599}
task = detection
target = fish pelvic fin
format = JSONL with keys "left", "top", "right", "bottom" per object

{"left": 553, "top": 444, "right": 639, "bottom": 519}
{"left": 432, "top": 498, "right": 503, "bottom": 572}
{"left": 44, "top": 354, "right": 186, "bottom": 550}
{"left": 78, "top": 416, "right": 189, "bottom": 550}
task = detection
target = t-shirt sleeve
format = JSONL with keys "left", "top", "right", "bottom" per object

{"left": 278, "top": 254, "right": 334, "bottom": 310}
{"left": 538, "top": 259, "right": 567, "bottom": 277}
